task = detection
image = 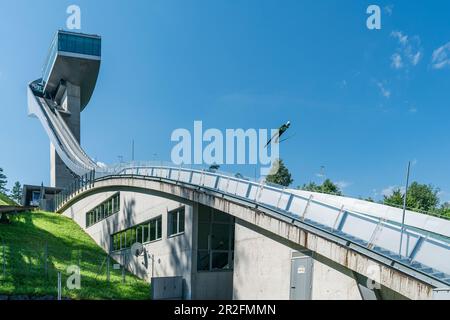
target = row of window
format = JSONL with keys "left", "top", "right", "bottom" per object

{"left": 86, "top": 193, "right": 120, "bottom": 227}
{"left": 109, "top": 204, "right": 235, "bottom": 273}
{"left": 111, "top": 207, "right": 186, "bottom": 252}
{"left": 168, "top": 207, "right": 185, "bottom": 236}
{"left": 112, "top": 216, "right": 163, "bottom": 252}
{"left": 58, "top": 32, "right": 101, "bottom": 56}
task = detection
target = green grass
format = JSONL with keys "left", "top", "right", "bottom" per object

{"left": 0, "top": 211, "right": 150, "bottom": 299}
{"left": 0, "top": 193, "right": 16, "bottom": 206}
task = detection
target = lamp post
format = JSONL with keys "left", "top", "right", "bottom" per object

{"left": 399, "top": 161, "right": 411, "bottom": 256}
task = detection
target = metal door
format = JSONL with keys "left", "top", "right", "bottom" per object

{"left": 290, "top": 256, "right": 313, "bottom": 300}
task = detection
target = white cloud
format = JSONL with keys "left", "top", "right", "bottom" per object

{"left": 408, "top": 106, "right": 418, "bottom": 113}
{"left": 382, "top": 186, "right": 396, "bottom": 197}
{"left": 382, "top": 185, "right": 405, "bottom": 197}
{"left": 411, "top": 51, "right": 422, "bottom": 66}
{"left": 391, "top": 53, "right": 403, "bottom": 69}
{"left": 384, "top": 5, "right": 394, "bottom": 16}
{"left": 96, "top": 161, "right": 107, "bottom": 168}
{"left": 336, "top": 181, "right": 352, "bottom": 189}
{"left": 431, "top": 42, "right": 450, "bottom": 69}
{"left": 372, "top": 188, "right": 380, "bottom": 197}
{"left": 390, "top": 31, "right": 423, "bottom": 69}
{"left": 391, "top": 31, "right": 408, "bottom": 45}
{"left": 438, "top": 191, "right": 450, "bottom": 204}
{"left": 376, "top": 81, "right": 391, "bottom": 98}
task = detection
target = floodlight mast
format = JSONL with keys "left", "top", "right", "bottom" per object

{"left": 399, "top": 161, "right": 411, "bottom": 256}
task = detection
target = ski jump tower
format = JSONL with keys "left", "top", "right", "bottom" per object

{"left": 27, "top": 30, "right": 101, "bottom": 188}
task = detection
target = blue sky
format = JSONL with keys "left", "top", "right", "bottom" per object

{"left": 0, "top": 0, "right": 449, "bottom": 203}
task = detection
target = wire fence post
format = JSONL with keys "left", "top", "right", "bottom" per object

{"left": 122, "top": 253, "right": 126, "bottom": 284}
{"left": 107, "top": 254, "right": 110, "bottom": 283}
{"left": 2, "top": 239, "right": 5, "bottom": 280}
{"left": 44, "top": 241, "right": 48, "bottom": 278}
{"left": 78, "top": 249, "right": 82, "bottom": 269}
{"left": 57, "top": 272, "right": 62, "bottom": 300}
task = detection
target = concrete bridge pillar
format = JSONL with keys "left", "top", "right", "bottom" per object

{"left": 50, "top": 82, "right": 80, "bottom": 188}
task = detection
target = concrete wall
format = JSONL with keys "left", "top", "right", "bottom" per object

{"left": 50, "top": 143, "right": 76, "bottom": 188}
{"left": 62, "top": 190, "right": 194, "bottom": 299}
{"left": 233, "top": 221, "right": 291, "bottom": 300}
{"left": 191, "top": 272, "right": 234, "bottom": 300}
{"left": 60, "top": 82, "right": 80, "bottom": 141}
{"left": 233, "top": 219, "right": 362, "bottom": 300}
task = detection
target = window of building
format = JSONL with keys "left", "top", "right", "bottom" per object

{"left": 58, "top": 32, "right": 101, "bottom": 57}
{"left": 85, "top": 193, "right": 120, "bottom": 228}
{"left": 197, "top": 205, "right": 234, "bottom": 272}
{"left": 157, "top": 218, "right": 162, "bottom": 239}
{"left": 136, "top": 225, "right": 143, "bottom": 244}
{"left": 149, "top": 219, "right": 156, "bottom": 242}
{"left": 168, "top": 207, "right": 185, "bottom": 237}
{"left": 112, "top": 215, "right": 162, "bottom": 252}
{"left": 143, "top": 224, "right": 149, "bottom": 242}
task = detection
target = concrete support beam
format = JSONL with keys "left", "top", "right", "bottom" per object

{"left": 50, "top": 82, "right": 80, "bottom": 188}
{"left": 353, "top": 272, "right": 381, "bottom": 300}
{"left": 60, "top": 82, "right": 81, "bottom": 140}
{"left": 50, "top": 142, "right": 77, "bottom": 188}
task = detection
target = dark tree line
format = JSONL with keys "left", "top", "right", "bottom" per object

{"left": 383, "top": 182, "right": 449, "bottom": 218}
{"left": 0, "top": 167, "right": 22, "bottom": 204}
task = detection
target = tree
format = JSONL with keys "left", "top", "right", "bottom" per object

{"left": 321, "top": 179, "right": 342, "bottom": 195}
{"left": 436, "top": 202, "right": 450, "bottom": 218}
{"left": 301, "top": 179, "right": 342, "bottom": 196}
{"left": 302, "top": 181, "right": 321, "bottom": 193}
{"left": 384, "top": 182, "right": 439, "bottom": 212}
{"left": 265, "top": 159, "right": 293, "bottom": 187}
{"left": 10, "top": 181, "right": 23, "bottom": 204}
{"left": 0, "top": 167, "right": 7, "bottom": 194}
{"left": 406, "top": 182, "right": 439, "bottom": 212}
{"left": 383, "top": 188, "right": 404, "bottom": 207}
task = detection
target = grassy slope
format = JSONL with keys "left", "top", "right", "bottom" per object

{"left": 0, "top": 193, "right": 16, "bottom": 206}
{"left": 0, "top": 211, "right": 149, "bottom": 299}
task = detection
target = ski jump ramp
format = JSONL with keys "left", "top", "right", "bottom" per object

{"left": 28, "top": 30, "right": 450, "bottom": 300}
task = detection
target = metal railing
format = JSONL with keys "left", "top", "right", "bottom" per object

{"left": 383, "top": 201, "right": 450, "bottom": 220}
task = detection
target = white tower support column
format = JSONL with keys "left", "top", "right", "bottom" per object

{"left": 50, "top": 82, "right": 81, "bottom": 188}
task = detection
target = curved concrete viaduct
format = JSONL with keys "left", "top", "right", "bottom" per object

{"left": 56, "top": 170, "right": 450, "bottom": 300}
